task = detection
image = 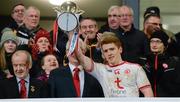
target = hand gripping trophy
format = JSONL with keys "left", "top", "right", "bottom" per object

{"left": 53, "top": 1, "right": 84, "bottom": 55}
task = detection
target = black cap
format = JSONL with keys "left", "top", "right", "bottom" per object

{"left": 150, "top": 30, "right": 169, "bottom": 47}
{"left": 144, "top": 6, "right": 160, "bottom": 19}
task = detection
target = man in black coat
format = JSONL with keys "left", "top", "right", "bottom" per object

{"left": 0, "top": 50, "right": 49, "bottom": 99}
{"left": 48, "top": 66, "right": 104, "bottom": 97}
{"left": 0, "top": 77, "right": 48, "bottom": 98}
{"left": 48, "top": 41, "right": 104, "bottom": 97}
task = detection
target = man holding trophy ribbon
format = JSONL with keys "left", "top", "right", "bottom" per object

{"left": 48, "top": 1, "right": 104, "bottom": 97}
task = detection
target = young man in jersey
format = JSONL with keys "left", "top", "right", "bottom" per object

{"left": 74, "top": 32, "right": 153, "bottom": 97}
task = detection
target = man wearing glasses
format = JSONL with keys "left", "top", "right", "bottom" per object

{"left": 99, "top": 5, "right": 121, "bottom": 36}
{"left": 0, "top": 3, "right": 26, "bottom": 39}
{"left": 10, "top": 3, "right": 26, "bottom": 30}
{"left": 143, "top": 7, "right": 162, "bottom": 39}
{"left": 143, "top": 6, "right": 177, "bottom": 56}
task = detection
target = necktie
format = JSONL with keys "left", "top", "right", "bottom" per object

{"left": 73, "top": 68, "right": 80, "bottom": 97}
{"left": 20, "top": 79, "right": 27, "bottom": 98}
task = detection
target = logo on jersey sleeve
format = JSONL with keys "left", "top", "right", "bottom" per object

{"left": 124, "top": 69, "right": 130, "bottom": 74}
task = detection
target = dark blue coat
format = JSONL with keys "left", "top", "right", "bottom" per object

{"left": 0, "top": 76, "right": 49, "bottom": 99}
{"left": 48, "top": 65, "right": 104, "bottom": 97}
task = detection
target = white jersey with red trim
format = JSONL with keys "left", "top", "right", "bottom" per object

{"left": 90, "top": 61, "right": 150, "bottom": 97}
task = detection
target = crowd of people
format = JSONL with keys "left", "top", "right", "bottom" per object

{"left": 0, "top": 2, "right": 180, "bottom": 99}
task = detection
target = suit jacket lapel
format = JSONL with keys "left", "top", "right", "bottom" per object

{"left": 82, "top": 72, "right": 87, "bottom": 97}
{"left": 8, "top": 77, "right": 21, "bottom": 98}
{"left": 28, "top": 78, "right": 37, "bottom": 98}
{"left": 65, "top": 66, "right": 77, "bottom": 96}
{"left": 13, "top": 77, "right": 21, "bottom": 98}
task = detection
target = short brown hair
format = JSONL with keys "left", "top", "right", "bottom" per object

{"left": 11, "top": 3, "right": 25, "bottom": 13}
{"left": 100, "top": 32, "right": 122, "bottom": 48}
{"left": 79, "top": 17, "right": 98, "bottom": 29}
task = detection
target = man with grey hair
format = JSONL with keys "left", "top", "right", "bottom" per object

{"left": 118, "top": 5, "right": 149, "bottom": 63}
{"left": 99, "top": 5, "right": 121, "bottom": 36}
{"left": 16, "top": 6, "right": 47, "bottom": 51}
{"left": 0, "top": 50, "right": 49, "bottom": 98}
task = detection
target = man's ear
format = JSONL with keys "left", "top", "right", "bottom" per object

{"left": 101, "top": 53, "right": 105, "bottom": 59}
{"left": 119, "top": 46, "right": 123, "bottom": 54}
{"left": 101, "top": 49, "right": 105, "bottom": 59}
{"left": 28, "top": 63, "right": 32, "bottom": 69}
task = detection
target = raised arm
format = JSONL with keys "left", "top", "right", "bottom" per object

{"left": 74, "top": 38, "right": 94, "bottom": 71}
{"left": 67, "top": 31, "right": 95, "bottom": 71}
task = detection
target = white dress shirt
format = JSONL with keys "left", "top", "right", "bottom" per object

{"left": 69, "top": 63, "right": 85, "bottom": 97}
{"left": 16, "top": 74, "right": 30, "bottom": 97}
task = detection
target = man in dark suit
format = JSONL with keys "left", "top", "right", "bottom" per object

{"left": 0, "top": 50, "right": 49, "bottom": 99}
{"left": 48, "top": 41, "right": 104, "bottom": 97}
